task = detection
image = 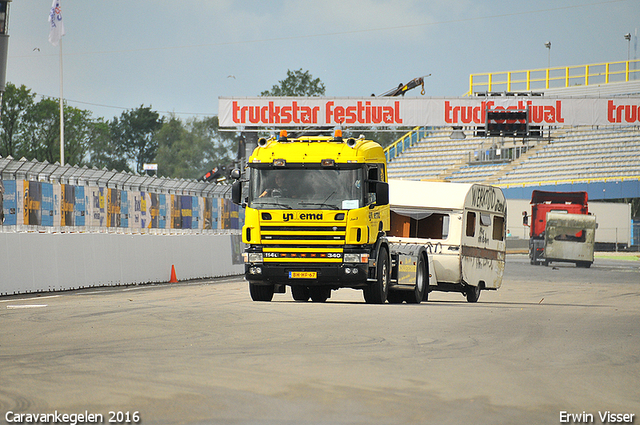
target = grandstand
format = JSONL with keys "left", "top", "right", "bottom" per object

{"left": 388, "top": 126, "right": 640, "bottom": 188}
{"left": 386, "top": 59, "right": 640, "bottom": 200}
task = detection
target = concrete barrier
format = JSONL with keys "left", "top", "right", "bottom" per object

{"left": 0, "top": 232, "right": 244, "bottom": 295}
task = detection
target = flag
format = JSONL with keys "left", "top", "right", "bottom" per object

{"left": 48, "top": 0, "right": 65, "bottom": 46}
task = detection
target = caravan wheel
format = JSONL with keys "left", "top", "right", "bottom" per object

{"left": 466, "top": 284, "right": 481, "bottom": 303}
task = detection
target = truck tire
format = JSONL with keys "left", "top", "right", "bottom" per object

{"left": 309, "top": 287, "right": 330, "bottom": 303}
{"left": 364, "top": 247, "right": 389, "bottom": 304}
{"left": 466, "top": 284, "right": 481, "bottom": 303}
{"left": 406, "top": 255, "right": 426, "bottom": 304}
{"left": 249, "top": 283, "right": 274, "bottom": 302}
{"left": 291, "top": 285, "right": 310, "bottom": 301}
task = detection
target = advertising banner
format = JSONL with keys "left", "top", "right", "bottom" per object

{"left": 53, "top": 183, "right": 61, "bottom": 227}
{"left": 131, "top": 191, "right": 142, "bottom": 229}
{"left": 150, "top": 193, "right": 159, "bottom": 229}
{"left": 158, "top": 194, "right": 167, "bottom": 229}
{"left": 107, "top": 188, "right": 120, "bottom": 228}
{"left": 191, "top": 196, "right": 200, "bottom": 230}
{"left": 213, "top": 198, "right": 220, "bottom": 230}
{"left": 120, "top": 190, "right": 128, "bottom": 228}
{"left": 140, "top": 191, "right": 150, "bottom": 229}
{"left": 90, "top": 187, "right": 106, "bottom": 227}
{"left": 219, "top": 97, "right": 640, "bottom": 127}
{"left": 181, "top": 195, "right": 192, "bottom": 229}
{"left": 171, "top": 195, "right": 181, "bottom": 228}
{"left": 75, "top": 186, "right": 86, "bottom": 227}
{"left": 42, "top": 183, "right": 54, "bottom": 227}
{"left": 203, "top": 198, "right": 213, "bottom": 230}
{"left": 25, "top": 181, "right": 42, "bottom": 226}
{"left": 3, "top": 180, "right": 16, "bottom": 226}
{"left": 61, "top": 184, "right": 75, "bottom": 227}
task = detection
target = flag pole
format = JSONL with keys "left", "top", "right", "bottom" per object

{"left": 58, "top": 39, "right": 64, "bottom": 166}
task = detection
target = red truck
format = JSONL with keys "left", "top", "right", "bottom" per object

{"left": 528, "top": 190, "right": 594, "bottom": 267}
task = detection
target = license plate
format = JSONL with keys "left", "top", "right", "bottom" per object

{"left": 289, "top": 271, "right": 317, "bottom": 279}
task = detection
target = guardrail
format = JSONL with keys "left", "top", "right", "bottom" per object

{"left": 384, "top": 126, "right": 428, "bottom": 163}
{"left": 468, "top": 59, "right": 640, "bottom": 95}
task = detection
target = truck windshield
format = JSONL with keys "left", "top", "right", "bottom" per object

{"left": 249, "top": 167, "right": 365, "bottom": 210}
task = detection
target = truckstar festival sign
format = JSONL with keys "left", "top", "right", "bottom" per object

{"left": 218, "top": 97, "right": 640, "bottom": 128}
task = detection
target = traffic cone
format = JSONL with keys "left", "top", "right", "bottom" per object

{"left": 169, "top": 265, "right": 178, "bottom": 283}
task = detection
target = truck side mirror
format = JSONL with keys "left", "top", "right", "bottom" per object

{"left": 230, "top": 168, "right": 241, "bottom": 180}
{"left": 231, "top": 181, "right": 242, "bottom": 205}
{"left": 375, "top": 182, "right": 389, "bottom": 206}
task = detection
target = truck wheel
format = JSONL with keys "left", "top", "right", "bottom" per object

{"left": 249, "top": 283, "right": 274, "bottom": 302}
{"left": 406, "top": 256, "right": 426, "bottom": 304}
{"left": 291, "top": 286, "right": 310, "bottom": 301}
{"left": 530, "top": 251, "right": 539, "bottom": 265}
{"left": 309, "top": 287, "right": 330, "bottom": 303}
{"left": 364, "top": 247, "right": 389, "bottom": 304}
{"left": 466, "top": 284, "right": 481, "bottom": 303}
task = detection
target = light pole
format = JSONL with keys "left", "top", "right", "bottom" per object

{"left": 544, "top": 41, "right": 551, "bottom": 69}
{"left": 624, "top": 33, "right": 631, "bottom": 61}
{"left": 0, "top": 0, "right": 11, "bottom": 114}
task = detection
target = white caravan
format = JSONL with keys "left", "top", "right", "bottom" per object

{"left": 387, "top": 179, "right": 507, "bottom": 302}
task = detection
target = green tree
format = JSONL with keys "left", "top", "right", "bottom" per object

{"left": 154, "top": 116, "right": 193, "bottom": 178}
{"left": 61, "top": 106, "right": 98, "bottom": 166}
{"left": 110, "top": 105, "right": 163, "bottom": 174}
{"left": 260, "top": 69, "right": 325, "bottom": 97}
{"left": 17, "top": 98, "right": 94, "bottom": 165}
{"left": 85, "top": 118, "right": 131, "bottom": 171}
{"left": 0, "top": 83, "right": 35, "bottom": 158}
{"left": 19, "top": 97, "right": 60, "bottom": 163}
{"left": 155, "top": 115, "right": 237, "bottom": 180}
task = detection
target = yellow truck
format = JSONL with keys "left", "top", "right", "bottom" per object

{"left": 232, "top": 130, "right": 506, "bottom": 303}
{"left": 232, "top": 130, "right": 429, "bottom": 303}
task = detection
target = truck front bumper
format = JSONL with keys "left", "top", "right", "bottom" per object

{"left": 245, "top": 262, "right": 370, "bottom": 288}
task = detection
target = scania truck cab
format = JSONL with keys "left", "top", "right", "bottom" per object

{"left": 232, "top": 130, "right": 395, "bottom": 303}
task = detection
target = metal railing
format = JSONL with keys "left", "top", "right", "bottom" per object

{"left": 384, "top": 126, "right": 428, "bottom": 163}
{"left": 468, "top": 59, "right": 640, "bottom": 95}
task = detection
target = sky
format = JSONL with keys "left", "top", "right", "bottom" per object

{"left": 5, "top": 0, "right": 640, "bottom": 121}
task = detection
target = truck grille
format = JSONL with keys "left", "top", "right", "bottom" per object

{"left": 260, "top": 225, "right": 346, "bottom": 245}
{"left": 258, "top": 222, "right": 348, "bottom": 262}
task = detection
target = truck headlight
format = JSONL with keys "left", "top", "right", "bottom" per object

{"left": 243, "top": 252, "right": 263, "bottom": 263}
{"left": 343, "top": 253, "right": 369, "bottom": 263}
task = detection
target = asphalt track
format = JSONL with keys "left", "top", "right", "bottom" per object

{"left": 1, "top": 254, "right": 639, "bottom": 425}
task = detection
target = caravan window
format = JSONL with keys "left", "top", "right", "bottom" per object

{"left": 389, "top": 209, "right": 450, "bottom": 239}
{"left": 466, "top": 212, "right": 476, "bottom": 237}
{"left": 493, "top": 216, "right": 505, "bottom": 241}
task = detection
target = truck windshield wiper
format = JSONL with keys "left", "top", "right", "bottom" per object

{"left": 297, "top": 190, "right": 340, "bottom": 210}
{"left": 296, "top": 201, "right": 340, "bottom": 210}
{"left": 251, "top": 201, "right": 292, "bottom": 209}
